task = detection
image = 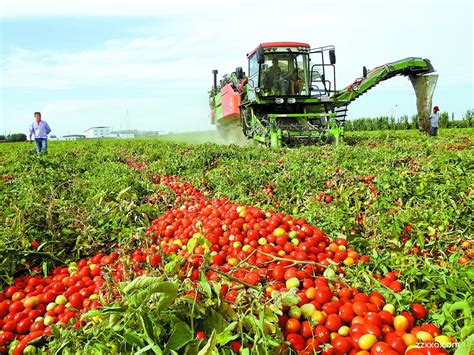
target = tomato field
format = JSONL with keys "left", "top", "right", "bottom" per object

{"left": 0, "top": 129, "right": 473, "bottom": 354}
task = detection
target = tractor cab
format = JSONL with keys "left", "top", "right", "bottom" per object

{"left": 247, "top": 42, "right": 336, "bottom": 100}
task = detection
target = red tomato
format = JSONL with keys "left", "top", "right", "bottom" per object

{"left": 300, "top": 320, "right": 313, "bottom": 339}
{"left": 314, "top": 325, "right": 330, "bottom": 344}
{"left": 352, "top": 302, "right": 368, "bottom": 316}
{"left": 378, "top": 310, "right": 394, "bottom": 325}
{"left": 339, "top": 303, "right": 355, "bottom": 323}
{"left": 353, "top": 293, "right": 370, "bottom": 303}
{"left": 4, "top": 286, "right": 19, "bottom": 299}
{"left": 243, "top": 272, "right": 260, "bottom": 285}
{"left": 2, "top": 320, "right": 17, "bottom": 333}
{"left": 364, "top": 312, "right": 383, "bottom": 328}
{"left": 284, "top": 267, "right": 298, "bottom": 281}
{"left": 315, "top": 286, "right": 332, "bottom": 304}
{"left": 286, "top": 333, "right": 305, "bottom": 351}
{"left": 364, "top": 323, "right": 382, "bottom": 339}
{"left": 229, "top": 340, "right": 241, "bottom": 353}
{"left": 322, "top": 301, "right": 340, "bottom": 315}
{"left": 16, "top": 318, "right": 33, "bottom": 334}
{"left": 0, "top": 331, "right": 15, "bottom": 346}
{"left": 338, "top": 287, "right": 352, "bottom": 299}
{"left": 30, "top": 321, "right": 45, "bottom": 332}
{"left": 331, "top": 336, "right": 352, "bottom": 353}
{"left": 0, "top": 300, "right": 12, "bottom": 318}
{"left": 286, "top": 318, "right": 301, "bottom": 333}
{"left": 385, "top": 333, "right": 407, "bottom": 354}
{"left": 411, "top": 303, "right": 428, "bottom": 319}
{"left": 421, "top": 324, "right": 441, "bottom": 337}
{"left": 325, "top": 314, "right": 342, "bottom": 332}
{"left": 195, "top": 331, "right": 206, "bottom": 340}
{"left": 9, "top": 301, "right": 25, "bottom": 314}
{"left": 370, "top": 341, "right": 390, "bottom": 354}
{"left": 69, "top": 293, "right": 85, "bottom": 310}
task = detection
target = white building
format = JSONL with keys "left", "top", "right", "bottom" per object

{"left": 119, "top": 133, "right": 135, "bottom": 139}
{"left": 63, "top": 134, "right": 86, "bottom": 141}
{"left": 84, "top": 127, "right": 111, "bottom": 138}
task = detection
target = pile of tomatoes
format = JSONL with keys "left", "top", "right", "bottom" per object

{"left": 0, "top": 255, "right": 109, "bottom": 354}
{"left": 143, "top": 177, "right": 453, "bottom": 354}
{"left": 0, "top": 174, "right": 455, "bottom": 354}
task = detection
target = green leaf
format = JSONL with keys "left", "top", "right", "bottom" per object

{"left": 123, "top": 331, "right": 145, "bottom": 347}
{"left": 122, "top": 276, "right": 163, "bottom": 294}
{"left": 187, "top": 237, "right": 197, "bottom": 253}
{"left": 280, "top": 289, "right": 300, "bottom": 307}
{"left": 467, "top": 266, "right": 474, "bottom": 280}
{"left": 454, "top": 334, "right": 474, "bottom": 355}
{"left": 165, "top": 254, "right": 185, "bottom": 274}
{"left": 166, "top": 322, "right": 193, "bottom": 350}
{"left": 203, "top": 309, "right": 227, "bottom": 334}
{"left": 140, "top": 313, "right": 156, "bottom": 342}
{"left": 129, "top": 281, "right": 178, "bottom": 309}
{"left": 198, "top": 329, "right": 217, "bottom": 355}
{"left": 117, "top": 186, "right": 132, "bottom": 199}
{"left": 216, "top": 321, "right": 238, "bottom": 345}
{"left": 200, "top": 272, "right": 212, "bottom": 299}
{"left": 152, "top": 282, "right": 179, "bottom": 312}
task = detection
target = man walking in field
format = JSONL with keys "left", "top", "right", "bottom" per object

{"left": 429, "top": 106, "right": 440, "bottom": 136}
{"left": 29, "top": 112, "right": 51, "bottom": 155}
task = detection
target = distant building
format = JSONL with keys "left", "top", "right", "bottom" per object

{"left": 63, "top": 134, "right": 86, "bottom": 141}
{"left": 84, "top": 126, "right": 111, "bottom": 138}
{"left": 119, "top": 133, "right": 135, "bottom": 139}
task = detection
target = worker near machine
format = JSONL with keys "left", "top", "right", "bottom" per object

{"left": 290, "top": 68, "right": 305, "bottom": 95}
{"left": 29, "top": 112, "right": 51, "bottom": 155}
{"left": 264, "top": 58, "right": 283, "bottom": 94}
{"left": 429, "top": 106, "right": 440, "bottom": 136}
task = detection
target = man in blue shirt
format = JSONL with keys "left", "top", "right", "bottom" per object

{"left": 429, "top": 106, "right": 440, "bottom": 136}
{"left": 29, "top": 112, "right": 51, "bottom": 155}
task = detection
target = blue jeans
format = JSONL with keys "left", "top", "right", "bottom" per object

{"left": 34, "top": 138, "right": 48, "bottom": 154}
{"left": 431, "top": 127, "right": 438, "bottom": 136}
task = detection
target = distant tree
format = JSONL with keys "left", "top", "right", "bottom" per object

{"left": 400, "top": 115, "right": 410, "bottom": 130}
{"left": 439, "top": 112, "right": 449, "bottom": 128}
{"left": 0, "top": 135, "right": 6, "bottom": 142}
{"left": 464, "top": 109, "right": 473, "bottom": 127}
{"left": 411, "top": 115, "right": 419, "bottom": 129}
{"left": 8, "top": 133, "right": 27, "bottom": 142}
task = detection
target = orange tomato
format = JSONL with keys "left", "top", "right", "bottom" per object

{"left": 393, "top": 315, "right": 408, "bottom": 331}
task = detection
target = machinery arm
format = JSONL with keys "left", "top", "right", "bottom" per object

{"left": 333, "top": 57, "right": 434, "bottom": 106}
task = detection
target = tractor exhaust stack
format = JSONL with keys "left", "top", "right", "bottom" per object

{"left": 212, "top": 70, "right": 218, "bottom": 94}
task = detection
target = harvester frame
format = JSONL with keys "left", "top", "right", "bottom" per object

{"left": 210, "top": 42, "right": 435, "bottom": 147}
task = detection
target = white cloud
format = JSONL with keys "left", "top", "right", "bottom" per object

{"left": 1, "top": 0, "right": 471, "bottom": 17}
{"left": 1, "top": 0, "right": 472, "bottom": 135}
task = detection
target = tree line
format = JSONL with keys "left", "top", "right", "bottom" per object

{"left": 0, "top": 133, "right": 27, "bottom": 142}
{"left": 344, "top": 109, "right": 473, "bottom": 131}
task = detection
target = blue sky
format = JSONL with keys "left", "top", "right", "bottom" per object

{"left": 1, "top": 0, "right": 473, "bottom": 136}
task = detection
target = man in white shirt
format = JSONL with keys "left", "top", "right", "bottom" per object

{"left": 429, "top": 106, "right": 440, "bottom": 136}
{"left": 29, "top": 112, "right": 52, "bottom": 154}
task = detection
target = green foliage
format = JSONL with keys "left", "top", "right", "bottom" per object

{"left": 0, "top": 140, "right": 157, "bottom": 283}
{"left": 439, "top": 112, "right": 450, "bottom": 128}
{"left": 1, "top": 129, "right": 473, "bottom": 351}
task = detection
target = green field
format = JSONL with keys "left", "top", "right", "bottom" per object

{"left": 0, "top": 129, "right": 473, "bottom": 354}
